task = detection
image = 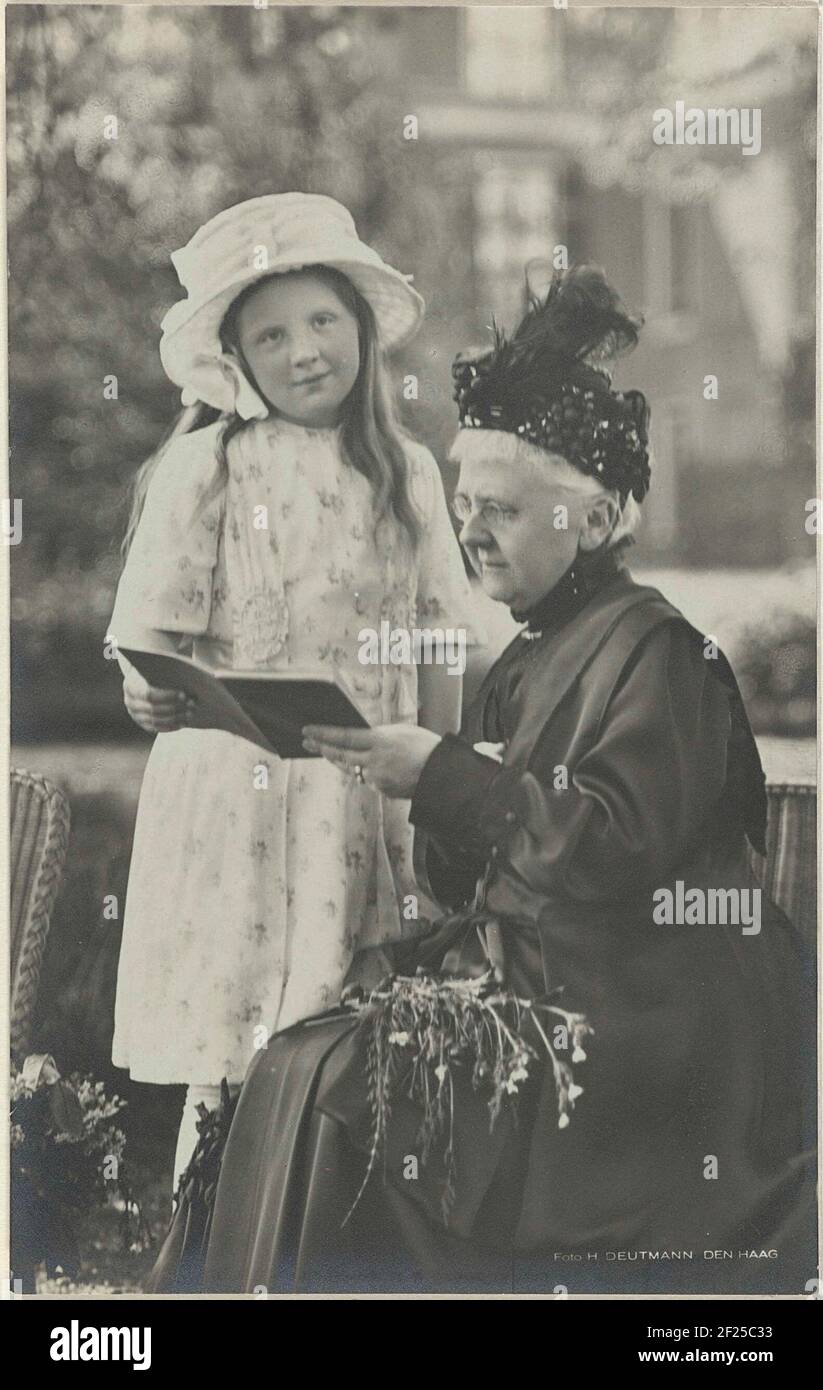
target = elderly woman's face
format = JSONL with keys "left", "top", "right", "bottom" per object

{"left": 451, "top": 433, "right": 597, "bottom": 612}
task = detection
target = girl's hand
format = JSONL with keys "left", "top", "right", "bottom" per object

{"left": 123, "top": 667, "right": 195, "bottom": 734}
{"left": 302, "top": 724, "right": 441, "bottom": 799}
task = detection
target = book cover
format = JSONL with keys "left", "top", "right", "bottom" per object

{"left": 120, "top": 648, "right": 370, "bottom": 758}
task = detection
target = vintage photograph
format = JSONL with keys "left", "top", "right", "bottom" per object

{"left": 6, "top": 0, "right": 818, "bottom": 1301}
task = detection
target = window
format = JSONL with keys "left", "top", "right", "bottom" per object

{"left": 670, "top": 206, "right": 701, "bottom": 314}
{"left": 642, "top": 398, "right": 685, "bottom": 548}
{"left": 463, "top": 7, "right": 555, "bottom": 101}
{"left": 643, "top": 198, "right": 703, "bottom": 320}
{"left": 472, "top": 158, "right": 560, "bottom": 322}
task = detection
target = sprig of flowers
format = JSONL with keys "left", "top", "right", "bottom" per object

{"left": 341, "top": 970, "right": 593, "bottom": 1225}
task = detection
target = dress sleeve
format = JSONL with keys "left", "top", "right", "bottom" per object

{"left": 408, "top": 444, "right": 486, "bottom": 647}
{"left": 412, "top": 622, "right": 733, "bottom": 905}
{"left": 109, "top": 425, "right": 226, "bottom": 644}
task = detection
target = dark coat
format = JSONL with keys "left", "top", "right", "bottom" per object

{"left": 393, "top": 570, "right": 815, "bottom": 1268}
{"left": 152, "top": 568, "right": 816, "bottom": 1295}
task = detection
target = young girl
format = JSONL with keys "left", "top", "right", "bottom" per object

{"left": 108, "top": 193, "right": 481, "bottom": 1188}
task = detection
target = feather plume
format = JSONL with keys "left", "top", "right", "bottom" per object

{"left": 451, "top": 266, "right": 651, "bottom": 504}
{"left": 455, "top": 267, "right": 642, "bottom": 419}
{"left": 511, "top": 265, "right": 642, "bottom": 368}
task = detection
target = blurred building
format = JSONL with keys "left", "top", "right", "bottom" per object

{"left": 370, "top": 5, "right": 815, "bottom": 567}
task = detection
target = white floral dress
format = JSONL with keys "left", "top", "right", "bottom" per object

{"left": 109, "top": 417, "right": 481, "bottom": 1084}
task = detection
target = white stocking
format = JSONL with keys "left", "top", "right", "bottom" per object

{"left": 173, "top": 1083, "right": 240, "bottom": 1195}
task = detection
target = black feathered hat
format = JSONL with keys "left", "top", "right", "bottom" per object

{"left": 452, "top": 266, "right": 651, "bottom": 504}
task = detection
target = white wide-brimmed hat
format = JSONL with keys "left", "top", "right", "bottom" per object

{"left": 159, "top": 193, "right": 425, "bottom": 417}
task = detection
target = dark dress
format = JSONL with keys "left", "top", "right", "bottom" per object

{"left": 148, "top": 556, "right": 816, "bottom": 1295}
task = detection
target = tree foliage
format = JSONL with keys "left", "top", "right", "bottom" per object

{"left": 7, "top": 5, "right": 455, "bottom": 599}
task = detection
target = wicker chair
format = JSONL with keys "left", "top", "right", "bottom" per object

{"left": 748, "top": 783, "right": 817, "bottom": 951}
{"left": 5, "top": 768, "right": 816, "bottom": 1054}
{"left": 10, "top": 770, "right": 71, "bottom": 1061}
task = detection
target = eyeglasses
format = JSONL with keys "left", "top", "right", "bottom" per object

{"left": 451, "top": 495, "right": 518, "bottom": 528}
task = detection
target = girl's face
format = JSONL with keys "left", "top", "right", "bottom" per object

{"left": 234, "top": 272, "right": 361, "bottom": 428}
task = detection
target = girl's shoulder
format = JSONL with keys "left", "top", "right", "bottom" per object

{"left": 401, "top": 437, "right": 444, "bottom": 509}
{"left": 162, "top": 420, "right": 225, "bottom": 466}
{"left": 402, "top": 436, "right": 439, "bottom": 476}
{"left": 149, "top": 421, "right": 226, "bottom": 505}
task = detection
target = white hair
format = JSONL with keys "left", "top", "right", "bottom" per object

{"left": 449, "top": 428, "right": 643, "bottom": 549}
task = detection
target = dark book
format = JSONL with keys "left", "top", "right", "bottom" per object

{"left": 121, "top": 647, "right": 369, "bottom": 758}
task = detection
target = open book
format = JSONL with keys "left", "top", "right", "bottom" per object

{"left": 121, "top": 647, "right": 370, "bottom": 758}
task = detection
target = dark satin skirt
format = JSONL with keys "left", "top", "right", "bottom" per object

{"left": 202, "top": 913, "right": 545, "bottom": 1293}
{"left": 149, "top": 908, "right": 816, "bottom": 1295}
{"left": 203, "top": 1013, "right": 527, "bottom": 1295}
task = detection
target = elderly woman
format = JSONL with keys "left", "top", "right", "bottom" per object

{"left": 150, "top": 267, "right": 814, "bottom": 1296}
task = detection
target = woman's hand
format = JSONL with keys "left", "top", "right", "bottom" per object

{"left": 302, "top": 724, "right": 441, "bottom": 799}
{"left": 123, "top": 666, "right": 195, "bottom": 734}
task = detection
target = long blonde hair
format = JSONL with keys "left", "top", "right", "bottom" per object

{"left": 123, "top": 266, "right": 421, "bottom": 559}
